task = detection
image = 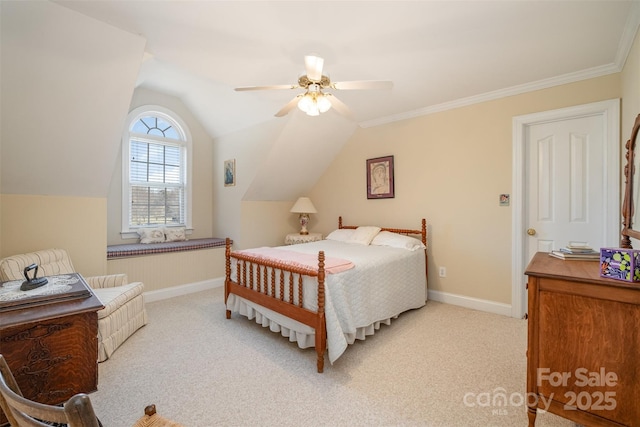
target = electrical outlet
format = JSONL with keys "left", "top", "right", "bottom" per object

{"left": 439, "top": 267, "right": 446, "bottom": 277}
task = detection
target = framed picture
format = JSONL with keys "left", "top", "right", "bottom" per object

{"left": 366, "top": 155, "right": 394, "bottom": 199}
{"left": 224, "top": 159, "right": 236, "bottom": 187}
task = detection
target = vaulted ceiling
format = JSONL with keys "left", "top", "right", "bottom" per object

{"left": 2, "top": 1, "right": 639, "bottom": 201}
{"left": 55, "top": 0, "right": 639, "bottom": 139}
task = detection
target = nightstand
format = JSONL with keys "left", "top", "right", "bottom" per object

{"left": 285, "top": 232, "right": 323, "bottom": 245}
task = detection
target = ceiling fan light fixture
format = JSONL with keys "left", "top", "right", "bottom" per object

{"left": 317, "top": 94, "right": 331, "bottom": 113}
{"left": 304, "top": 55, "right": 324, "bottom": 82}
{"left": 297, "top": 93, "right": 313, "bottom": 113}
{"left": 307, "top": 105, "right": 320, "bottom": 116}
{"left": 235, "top": 54, "right": 392, "bottom": 119}
{"left": 298, "top": 90, "right": 332, "bottom": 116}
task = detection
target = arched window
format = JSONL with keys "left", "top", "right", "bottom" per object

{"left": 121, "top": 106, "right": 192, "bottom": 236}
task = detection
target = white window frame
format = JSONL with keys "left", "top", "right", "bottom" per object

{"left": 121, "top": 105, "right": 192, "bottom": 239}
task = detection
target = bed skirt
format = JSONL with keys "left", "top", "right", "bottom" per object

{"left": 226, "top": 293, "right": 398, "bottom": 364}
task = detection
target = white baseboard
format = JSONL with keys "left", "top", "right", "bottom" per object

{"left": 144, "top": 277, "right": 224, "bottom": 303}
{"left": 427, "top": 289, "right": 513, "bottom": 317}
{"left": 144, "top": 279, "right": 514, "bottom": 317}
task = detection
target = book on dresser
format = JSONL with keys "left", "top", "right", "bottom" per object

{"left": 549, "top": 244, "right": 599, "bottom": 261}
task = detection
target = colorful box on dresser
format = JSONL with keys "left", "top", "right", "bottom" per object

{"left": 600, "top": 247, "right": 640, "bottom": 282}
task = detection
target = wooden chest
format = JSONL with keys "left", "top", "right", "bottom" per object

{"left": 0, "top": 274, "right": 103, "bottom": 425}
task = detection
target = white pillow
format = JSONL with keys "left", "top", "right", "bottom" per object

{"left": 346, "top": 226, "right": 381, "bottom": 245}
{"left": 325, "top": 228, "right": 355, "bottom": 242}
{"left": 137, "top": 228, "right": 165, "bottom": 244}
{"left": 371, "top": 230, "right": 426, "bottom": 251}
{"left": 164, "top": 226, "right": 187, "bottom": 242}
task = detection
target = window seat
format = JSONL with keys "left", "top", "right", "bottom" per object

{"left": 107, "top": 238, "right": 228, "bottom": 259}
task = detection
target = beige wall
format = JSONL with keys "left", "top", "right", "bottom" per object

{"left": 212, "top": 120, "right": 289, "bottom": 248}
{"left": 307, "top": 75, "right": 621, "bottom": 305}
{"left": 0, "top": 1, "right": 141, "bottom": 278}
{"left": 106, "top": 87, "right": 215, "bottom": 245}
{"left": 0, "top": 194, "right": 107, "bottom": 277}
{"left": 1, "top": 3, "right": 637, "bottom": 303}
{"left": 240, "top": 201, "right": 296, "bottom": 249}
{"left": 220, "top": 74, "right": 622, "bottom": 308}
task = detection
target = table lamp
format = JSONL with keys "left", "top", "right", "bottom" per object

{"left": 290, "top": 197, "right": 317, "bottom": 235}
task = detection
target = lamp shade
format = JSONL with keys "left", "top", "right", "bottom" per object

{"left": 290, "top": 197, "right": 317, "bottom": 214}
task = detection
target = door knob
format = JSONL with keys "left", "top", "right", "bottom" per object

{"left": 527, "top": 228, "right": 536, "bottom": 236}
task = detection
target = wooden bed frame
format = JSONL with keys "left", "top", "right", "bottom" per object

{"left": 224, "top": 216, "right": 427, "bottom": 373}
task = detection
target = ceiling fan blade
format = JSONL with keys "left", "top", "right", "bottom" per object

{"left": 325, "top": 94, "right": 353, "bottom": 120}
{"left": 235, "top": 84, "right": 297, "bottom": 91}
{"left": 275, "top": 95, "right": 303, "bottom": 117}
{"left": 332, "top": 80, "right": 393, "bottom": 90}
{"left": 304, "top": 55, "right": 324, "bottom": 82}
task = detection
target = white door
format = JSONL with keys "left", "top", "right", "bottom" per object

{"left": 526, "top": 115, "right": 605, "bottom": 255}
{"left": 512, "top": 99, "right": 620, "bottom": 319}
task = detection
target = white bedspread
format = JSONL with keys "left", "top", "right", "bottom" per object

{"left": 226, "top": 240, "right": 427, "bottom": 364}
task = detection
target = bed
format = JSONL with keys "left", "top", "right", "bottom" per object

{"left": 224, "top": 217, "right": 428, "bottom": 373}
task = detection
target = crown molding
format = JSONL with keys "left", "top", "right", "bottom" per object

{"left": 615, "top": 0, "right": 640, "bottom": 68}
{"left": 360, "top": 63, "right": 620, "bottom": 129}
{"left": 361, "top": 2, "right": 640, "bottom": 129}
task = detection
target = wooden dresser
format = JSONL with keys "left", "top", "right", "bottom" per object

{"left": 0, "top": 274, "right": 103, "bottom": 425}
{"left": 525, "top": 252, "right": 640, "bottom": 426}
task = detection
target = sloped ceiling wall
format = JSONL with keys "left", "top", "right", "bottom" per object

{"left": 134, "top": 56, "right": 359, "bottom": 201}
{"left": 1, "top": 1, "right": 353, "bottom": 203}
{"left": 243, "top": 110, "right": 357, "bottom": 201}
{"left": 0, "top": 1, "right": 145, "bottom": 197}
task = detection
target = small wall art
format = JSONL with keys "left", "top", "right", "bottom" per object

{"left": 224, "top": 159, "right": 236, "bottom": 187}
{"left": 366, "top": 155, "right": 394, "bottom": 199}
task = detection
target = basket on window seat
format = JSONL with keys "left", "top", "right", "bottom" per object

{"left": 0, "top": 248, "right": 147, "bottom": 362}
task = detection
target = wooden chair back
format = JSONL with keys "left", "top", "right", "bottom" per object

{"left": 0, "top": 355, "right": 100, "bottom": 427}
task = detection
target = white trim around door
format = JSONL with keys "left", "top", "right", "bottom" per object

{"left": 511, "top": 99, "right": 620, "bottom": 318}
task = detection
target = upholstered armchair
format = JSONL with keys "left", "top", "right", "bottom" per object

{"left": 0, "top": 248, "right": 147, "bottom": 362}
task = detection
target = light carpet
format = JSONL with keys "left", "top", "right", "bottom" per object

{"left": 90, "top": 287, "right": 576, "bottom": 426}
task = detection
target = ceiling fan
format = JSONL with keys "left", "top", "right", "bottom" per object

{"left": 234, "top": 55, "right": 393, "bottom": 118}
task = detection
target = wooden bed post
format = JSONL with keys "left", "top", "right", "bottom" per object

{"left": 421, "top": 218, "right": 428, "bottom": 278}
{"left": 223, "top": 217, "right": 428, "bottom": 373}
{"left": 316, "top": 251, "right": 326, "bottom": 373}
{"left": 225, "top": 238, "right": 231, "bottom": 319}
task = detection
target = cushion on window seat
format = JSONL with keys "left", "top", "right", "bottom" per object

{"left": 107, "top": 238, "right": 227, "bottom": 259}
